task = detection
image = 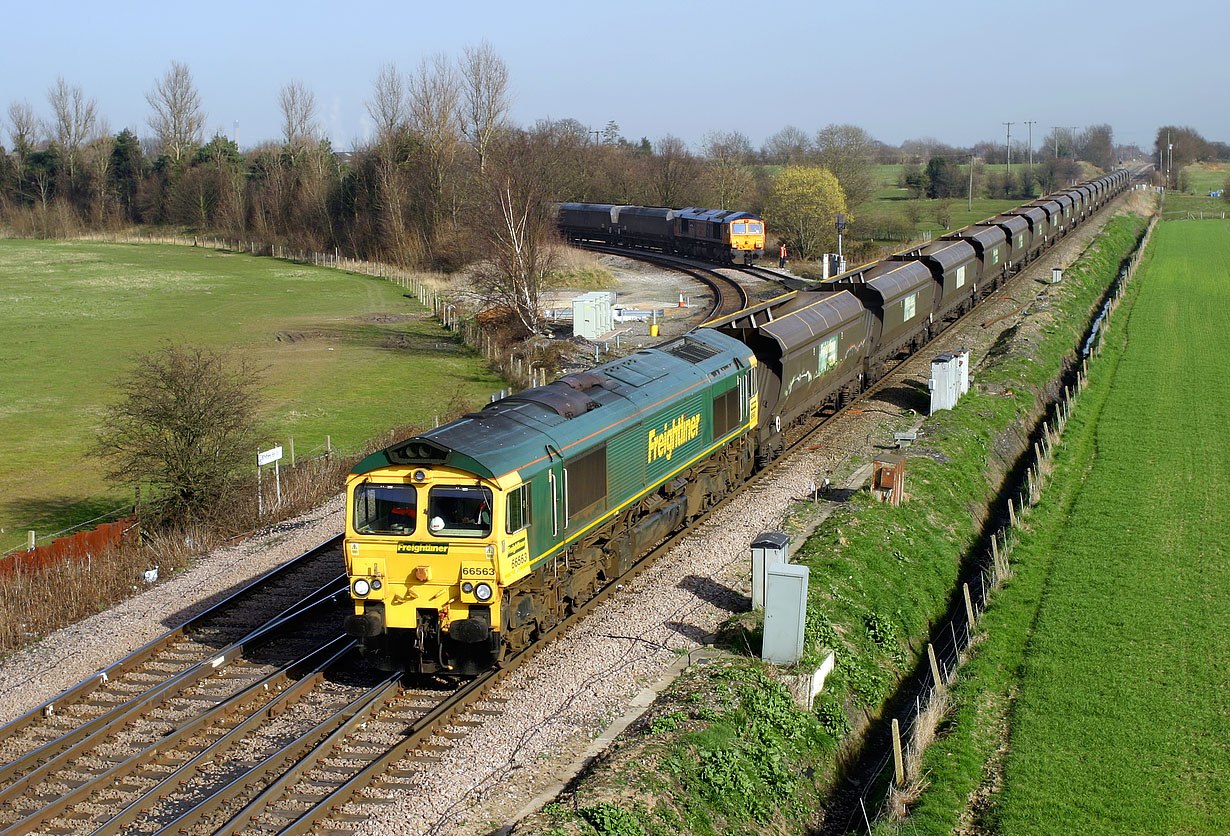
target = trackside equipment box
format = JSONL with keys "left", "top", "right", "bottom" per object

{"left": 572, "top": 291, "right": 615, "bottom": 339}
{"left": 751, "top": 531, "right": 790, "bottom": 610}
{"left": 929, "top": 349, "right": 970, "bottom": 413}
{"left": 763, "top": 563, "right": 809, "bottom": 665}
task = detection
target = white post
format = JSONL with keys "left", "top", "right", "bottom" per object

{"left": 274, "top": 459, "right": 282, "bottom": 506}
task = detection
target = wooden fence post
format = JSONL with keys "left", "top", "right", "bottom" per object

{"left": 892, "top": 719, "right": 904, "bottom": 786}
{"left": 928, "top": 643, "right": 942, "bottom": 691}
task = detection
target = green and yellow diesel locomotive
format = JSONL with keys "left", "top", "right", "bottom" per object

{"left": 344, "top": 331, "right": 758, "bottom": 674}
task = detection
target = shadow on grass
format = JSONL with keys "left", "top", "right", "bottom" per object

{"left": 1, "top": 494, "right": 130, "bottom": 548}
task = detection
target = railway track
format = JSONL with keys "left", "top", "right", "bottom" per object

{"left": 576, "top": 243, "right": 750, "bottom": 320}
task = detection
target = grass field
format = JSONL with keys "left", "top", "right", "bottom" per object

{"left": 992, "top": 221, "right": 1230, "bottom": 834}
{"left": 1180, "top": 161, "right": 1227, "bottom": 194}
{"left": 1163, "top": 191, "right": 1228, "bottom": 218}
{"left": 907, "top": 219, "right": 1228, "bottom": 835}
{"left": 0, "top": 240, "right": 504, "bottom": 553}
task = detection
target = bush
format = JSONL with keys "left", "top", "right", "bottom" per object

{"left": 95, "top": 345, "right": 262, "bottom": 525}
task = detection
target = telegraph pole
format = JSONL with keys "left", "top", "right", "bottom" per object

{"left": 1051, "top": 127, "right": 1061, "bottom": 159}
{"left": 1003, "top": 122, "right": 1013, "bottom": 175}
{"left": 968, "top": 153, "right": 974, "bottom": 211}
{"left": 1025, "top": 121, "right": 1035, "bottom": 172}
{"left": 1167, "top": 129, "right": 1172, "bottom": 188}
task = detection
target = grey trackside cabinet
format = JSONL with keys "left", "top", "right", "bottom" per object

{"left": 751, "top": 531, "right": 790, "bottom": 610}
{"left": 572, "top": 291, "right": 615, "bottom": 340}
{"left": 762, "top": 563, "right": 809, "bottom": 665}
{"left": 929, "top": 350, "right": 970, "bottom": 413}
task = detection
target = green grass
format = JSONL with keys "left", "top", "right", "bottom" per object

{"left": 856, "top": 198, "right": 1024, "bottom": 242}
{"left": 1162, "top": 191, "right": 1228, "bottom": 219}
{"left": 1179, "top": 162, "right": 1227, "bottom": 194}
{"left": 995, "top": 221, "right": 1230, "bottom": 834}
{"left": 0, "top": 240, "right": 504, "bottom": 552}
{"left": 906, "top": 220, "right": 1228, "bottom": 835}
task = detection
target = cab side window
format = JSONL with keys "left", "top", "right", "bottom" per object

{"left": 506, "top": 485, "right": 530, "bottom": 534}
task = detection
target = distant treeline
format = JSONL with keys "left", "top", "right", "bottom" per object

{"left": 1, "top": 58, "right": 1203, "bottom": 270}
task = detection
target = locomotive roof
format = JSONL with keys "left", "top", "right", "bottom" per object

{"left": 557, "top": 203, "right": 762, "bottom": 224}
{"left": 675, "top": 207, "right": 764, "bottom": 223}
{"left": 352, "top": 329, "right": 752, "bottom": 481}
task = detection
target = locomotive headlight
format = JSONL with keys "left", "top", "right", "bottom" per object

{"left": 474, "top": 583, "right": 493, "bottom": 602}
{"left": 461, "top": 581, "right": 475, "bottom": 594}
{"left": 352, "top": 578, "right": 371, "bottom": 597}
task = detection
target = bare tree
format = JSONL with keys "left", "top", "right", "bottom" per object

{"left": 146, "top": 61, "right": 205, "bottom": 164}
{"left": 278, "top": 80, "right": 318, "bottom": 162}
{"left": 459, "top": 41, "right": 510, "bottom": 173}
{"left": 366, "top": 62, "right": 407, "bottom": 148}
{"left": 815, "top": 123, "right": 876, "bottom": 208}
{"left": 648, "top": 134, "right": 699, "bottom": 207}
{"left": 701, "top": 130, "right": 754, "bottom": 209}
{"left": 47, "top": 76, "right": 97, "bottom": 178}
{"left": 408, "top": 53, "right": 462, "bottom": 232}
{"left": 763, "top": 125, "right": 812, "bottom": 165}
{"left": 6, "top": 100, "right": 39, "bottom": 159}
{"left": 83, "top": 119, "right": 114, "bottom": 220}
{"left": 469, "top": 133, "right": 560, "bottom": 336}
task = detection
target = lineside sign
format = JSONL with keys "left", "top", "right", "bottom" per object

{"left": 258, "top": 446, "right": 283, "bottom": 466}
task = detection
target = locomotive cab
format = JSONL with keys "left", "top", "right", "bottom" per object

{"left": 344, "top": 462, "right": 521, "bottom": 676}
{"left": 729, "top": 218, "right": 765, "bottom": 265}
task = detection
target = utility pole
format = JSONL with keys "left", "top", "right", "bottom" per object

{"left": 968, "top": 153, "right": 974, "bottom": 211}
{"left": 1003, "top": 122, "right": 1014, "bottom": 175}
{"left": 1051, "top": 126, "right": 1061, "bottom": 159}
{"left": 1167, "top": 129, "right": 1172, "bottom": 188}
{"left": 1025, "top": 121, "right": 1035, "bottom": 172}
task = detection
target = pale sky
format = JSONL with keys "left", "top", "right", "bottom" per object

{"left": 2, "top": 0, "right": 1223, "bottom": 154}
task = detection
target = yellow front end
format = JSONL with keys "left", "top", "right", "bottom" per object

{"left": 343, "top": 464, "right": 526, "bottom": 674}
{"left": 729, "top": 219, "right": 765, "bottom": 261}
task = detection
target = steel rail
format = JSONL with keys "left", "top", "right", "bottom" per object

{"left": 0, "top": 534, "right": 344, "bottom": 747}
{"left": 1, "top": 636, "right": 357, "bottom": 836}
{"left": 576, "top": 243, "right": 750, "bottom": 321}
{"left": 0, "top": 581, "right": 346, "bottom": 796}
{"left": 84, "top": 641, "right": 369, "bottom": 836}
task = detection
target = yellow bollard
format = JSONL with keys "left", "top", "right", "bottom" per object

{"left": 649, "top": 323, "right": 660, "bottom": 337}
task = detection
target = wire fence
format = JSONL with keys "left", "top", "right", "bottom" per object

{"left": 2, "top": 431, "right": 344, "bottom": 559}
{"left": 1159, "top": 208, "right": 1228, "bottom": 221}
{"left": 851, "top": 212, "right": 1158, "bottom": 831}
